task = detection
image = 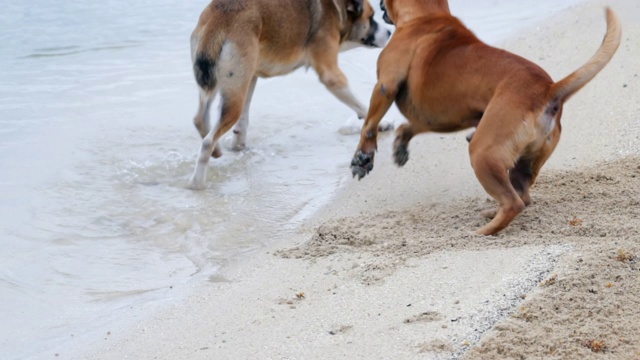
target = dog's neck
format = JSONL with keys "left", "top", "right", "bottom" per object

{"left": 331, "top": 0, "right": 349, "bottom": 40}
{"left": 393, "top": 0, "right": 451, "bottom": 25}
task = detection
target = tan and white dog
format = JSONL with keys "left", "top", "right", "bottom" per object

{"left": 189, "top": 0, "right": 391, "bottom": 189}
{"left": 351, "top": 0, "right": 621, "bottom": 235}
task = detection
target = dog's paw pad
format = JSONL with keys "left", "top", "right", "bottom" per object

{"left": 350, "top": 150, "right": 374, "bottom": 180}
{"left": 351, "top": 165, "right": 368, "bottom": 180}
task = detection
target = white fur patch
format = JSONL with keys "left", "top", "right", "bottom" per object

{"left": 537, "top": 111, "right": 556, "bottom": 139}
{"left": 371, "top": 24, "right": 391, "bottom": 48}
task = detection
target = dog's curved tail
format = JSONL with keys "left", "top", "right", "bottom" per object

{"left": 551, "top": 7, "right": 621, "bottom": 102}
{"left": 193, "top": 30, "right": 226, "bottom": 91}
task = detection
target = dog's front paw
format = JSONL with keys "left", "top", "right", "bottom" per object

{"left": 350, "top": 150, "right": 374, "bottom": 180}
{"left": 351, "top": 150, "right": 373, "bottom": 180}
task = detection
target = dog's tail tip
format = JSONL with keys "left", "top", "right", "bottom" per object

{"left": 551, "top": 6, "right": 621, "bottom": 102}
{"left": 603, "top": 7, "right": 622, "bottom": 38}
{"left": 604, "top": 6, "right": 616, "bottom": 22}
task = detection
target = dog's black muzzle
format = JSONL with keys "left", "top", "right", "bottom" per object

{"left": 363, "top": 19, "right": 380, "bottom": 47}
{"left": 362, "top": 19, "right": 392, "bottom": 47}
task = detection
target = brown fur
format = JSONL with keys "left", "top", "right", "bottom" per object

{"left": 350, "top": 0, "right": 621, "bottom": 235}
{"left": 189, "top": 0, "right": 391, "bottom": 189}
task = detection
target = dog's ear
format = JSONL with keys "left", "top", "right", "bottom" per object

{"left": 347, "top": 0, "right": 364, "bottom": 17}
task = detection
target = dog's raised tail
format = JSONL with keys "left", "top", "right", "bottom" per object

{"left": 551, "top": 7, "right": 621, "bottom": 102}
{"left": 193, "top": 31, "right": 225, "bottom": 91}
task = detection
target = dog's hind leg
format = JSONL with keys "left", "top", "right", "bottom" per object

{"left": 189, "top": 43, "right": 257, "bottom": 189}
{"left": 506, "top": 109, "right": 562, "bottom": 210}
{"left": 514, "top": 125, "right": 561, "bottom": 206}
{"left": 471, "top": 153, "right": 526, "bottom": 235}
{"left": 480, "top": 158, "right": 534, "bottom": 220}
{"left": 231, "top": 76, "right": 258, "bottom": 151}
{"left": 469, "top": 101, "right": 534, "bottom": 234}
{"left": 194, "top": 89, "right": 216, "bottom": 138}
{"left": 193, "top": 90, "right": 225, "bottom": 158}
{"left": 482, "top": 138, "right": 557, "bottom": 220}
{"left": 509, "top": 158, "right": 535, "bottom": 206}
{"left": 190, "top": 85, "right": 253, "bottom": 189}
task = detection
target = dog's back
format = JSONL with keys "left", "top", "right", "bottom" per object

{"left": 191, "top": 0, "right": 327, "bottom": 89}
{"left": 393, "top": 16, "right": 552, "bottom": 130}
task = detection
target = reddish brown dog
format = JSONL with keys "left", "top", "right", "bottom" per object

{"left": 350, "top": 0, "right": 621, "bottom": 235}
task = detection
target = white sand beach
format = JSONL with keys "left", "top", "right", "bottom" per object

{"left": 78, "top": 0, "right": 640, "bottom": 359}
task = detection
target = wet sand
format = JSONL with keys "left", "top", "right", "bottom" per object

{"left": 80, "top": 0, "right": 640, "bottom": 359}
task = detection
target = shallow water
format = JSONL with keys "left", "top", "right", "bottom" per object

{"left": 0, "top": 0, "right": 581, "bottom": 358}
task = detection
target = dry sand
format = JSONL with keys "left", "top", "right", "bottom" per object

{"left": 80, "top": 0, "right": 639, "bottom": 359}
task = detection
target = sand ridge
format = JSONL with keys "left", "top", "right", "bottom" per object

{"left": 279, "top": 158, "right": 640, "bottom": 266}
{"left": 276, "top": 158, "right": 640, "bottom": 358}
